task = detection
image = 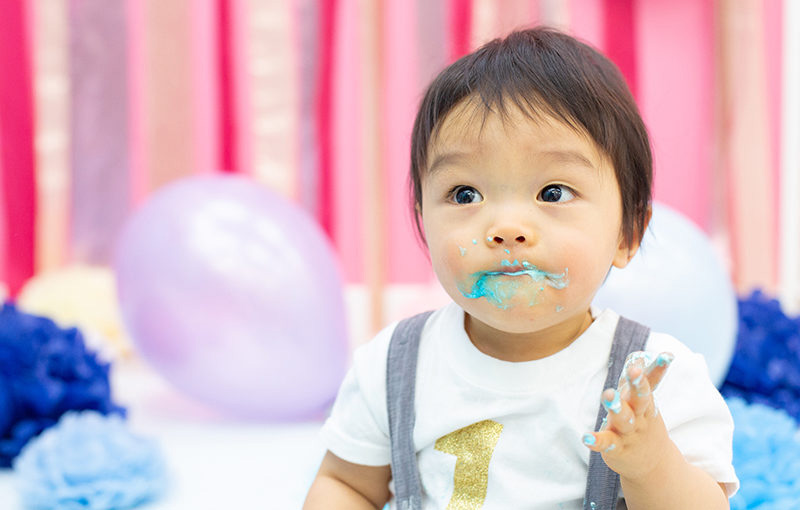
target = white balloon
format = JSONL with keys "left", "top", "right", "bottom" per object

{"left": 593, "top": 203, "right": 737, "bottom": 387}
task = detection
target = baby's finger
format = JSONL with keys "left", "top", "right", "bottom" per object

{"left": 601, "top": 388, "right": 636, "bottom": 434}
{"left": 644, "top": 352, "right": 675, "bottom": 391}
{"left": 618, "top": 351, "right": 651, "bottom": 388}
{"left": 624, "top": 366, "right": 653, "bottom": 417}
{"left": 582, "top": 429, "right": 619, "bottom": 454}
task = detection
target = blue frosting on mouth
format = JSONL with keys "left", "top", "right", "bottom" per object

{"left": 458, "top": 260, "right": 568, "bottom": 309}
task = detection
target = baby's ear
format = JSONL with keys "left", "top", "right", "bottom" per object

{"left": 612, "top": 207, "right": 652, "bottom": 269}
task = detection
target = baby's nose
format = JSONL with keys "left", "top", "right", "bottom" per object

{"left": 490, "top": 234, "right": 527, "bottom": 244}
{"left": 486, "top": 224, "right": 535, "bottom": 246}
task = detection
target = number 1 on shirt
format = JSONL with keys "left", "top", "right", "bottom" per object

{"left": 434, "top": 420, "right": 504, "bottom": 510}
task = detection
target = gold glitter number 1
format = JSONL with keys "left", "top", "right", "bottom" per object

{"left": 434, "top": 420, "right": 504, "bottom": 510}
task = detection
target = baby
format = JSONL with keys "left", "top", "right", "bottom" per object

{"left": 304, "top": 27, "right": 738, "bottom": 510}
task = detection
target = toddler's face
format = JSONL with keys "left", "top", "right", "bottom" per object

{"left": 420, "top": 100, "right": 634, "bottom": 335}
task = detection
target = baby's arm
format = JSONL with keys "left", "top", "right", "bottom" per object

{"left": 582, "top": 355, "right": 729, "bottom": 510}
{"left": 303, "top": 451, "right": 391, "bottom": 510}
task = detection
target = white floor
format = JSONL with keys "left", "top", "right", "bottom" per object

{"left": 0, "top": 362, "right": 327, "bottom": 510}
{"left": 0, "top": 282, "right": 453, "bottom": 509}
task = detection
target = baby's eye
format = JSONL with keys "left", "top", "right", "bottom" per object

{"left": 449, "top": 185, "right": 483, "bottom": 205}
{"left": 539, "top": 184, "right": 575, "bottom": 203}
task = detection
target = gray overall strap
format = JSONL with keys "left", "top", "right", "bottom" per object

{"left": 386, "top": 311, "right": 434, "bottom": 510}
{"left": 583, "top": 316, "right": 651, "bottom": 510}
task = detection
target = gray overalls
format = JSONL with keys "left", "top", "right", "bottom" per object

{"left": 386, "top": 311, "right": 649, "bottom": 510}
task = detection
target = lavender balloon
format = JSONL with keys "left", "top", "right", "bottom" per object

{"left": 115, "top": 176, "right": 348, "bottom": 420}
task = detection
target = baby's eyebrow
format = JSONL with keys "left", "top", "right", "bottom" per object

{"left": 539, "top": 150, "right": 597, "bottom": 169}
{"left": 427, "top": 151, "right": 473, "bottom": 176}
{"left": 426, "top": 148, "right": 599, "bottom": 177}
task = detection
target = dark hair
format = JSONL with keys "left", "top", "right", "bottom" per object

{"left": 410, "top": 27, "right": 652, "bottom": 249}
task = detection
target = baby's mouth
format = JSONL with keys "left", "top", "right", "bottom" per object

{"left": 484, "top": 259, "right": 568, "bottom": 287}
{"left": 457, "top": 260, "right": 569, "bottom": 309}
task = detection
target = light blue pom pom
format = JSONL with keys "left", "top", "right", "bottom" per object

{"left": 13, "top": 411, "right": 167, "bottom": 510}
{"left": 727, "top": 398, "right": 800, "bottom": 509}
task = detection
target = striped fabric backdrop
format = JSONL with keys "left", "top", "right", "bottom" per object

{"left": 1, "top": 0, "right": 798, "bottom": 326}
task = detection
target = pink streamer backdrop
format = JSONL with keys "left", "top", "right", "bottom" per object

{"left": 68, "top": 0, "right": 131, "bottom": 265}
{"left": 296, "top": 0, "right": 322, "bottom": 217}
{"left": 0, "top": 0, "right": 36, "bottom": 296}
{"left": 382, "top": 0, "right": 432, "bottom": 283}
{"left": 765, "top": 0, "right": 784, "bottom": 282}
{"left": 31, "top": 0, "right": 70, "bottom": 274}
{"left": 332, "top": 0, "right": 364, "bottom": 283}
{"left": 0, "top": 0, "right": 790, "bottom": 304}
{"left": 569, "top": 0, "right": 604, "bottom": 49}
{"left": 126, "top": 0, "right": 147, "bottom": 206}
{"left": 0, "top": 132, "right": 6, "bottom": 288}
{"left": 637, "top": 0, "right": 714, "bottom": 231}
{"left": 193, "top": 0, "right": 220, "bottom": 177}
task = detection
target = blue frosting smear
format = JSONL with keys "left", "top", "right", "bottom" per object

{"left": 603, "top": 390, "right": 622, "bottom": 414}
{"left": 457, "top": 260, "right": 568, "bottom": 309}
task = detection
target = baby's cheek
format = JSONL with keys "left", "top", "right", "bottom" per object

{"left": 554, "top": 251, "right": 608, "bottom": 302}
{"left": 437, "top": 243, "right": 468, "bottom": 278}
{"left": 430, "top": 242, "right": 472, "bottom": 290}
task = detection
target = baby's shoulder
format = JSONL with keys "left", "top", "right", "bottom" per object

{"left": 643, "top": 329, "right": 720, "bottom": 404}
{"left": 353, "top": 305, "right": 455, "bottom": 366}
{"left": 351, "top": 320, "right": 397, "bottom": 373}
{"left": 643, "top": 329, "right": 696, "bottom": 360}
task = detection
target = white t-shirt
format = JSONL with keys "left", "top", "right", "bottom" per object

{"left": 321, "top": 303, "right": 739, "bottom": 509}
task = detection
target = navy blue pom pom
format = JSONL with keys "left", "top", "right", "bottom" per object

{"left": 0, "top": 302, "right": 125, "bottom": 467}
{"left": 721, "top": 290, "right": 800, "bottom": 421}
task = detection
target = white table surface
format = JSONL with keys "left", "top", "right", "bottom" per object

{"left": 0, "top": 361, "right": 327, "bottom": 510}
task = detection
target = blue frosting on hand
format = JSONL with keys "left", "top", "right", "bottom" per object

{"left": 603, "top": 390, "right": 622, "bottom": 414}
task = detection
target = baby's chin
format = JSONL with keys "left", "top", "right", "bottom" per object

{"left": 459, "top": 296, "right": 567, "bottom": 334}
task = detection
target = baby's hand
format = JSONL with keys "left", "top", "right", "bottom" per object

{"left": 581, "top": 352, "right": 675, "bottom": 481}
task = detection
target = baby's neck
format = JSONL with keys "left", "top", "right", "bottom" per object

{"left": 463, "top": 310, "right": 594, "bottom": 362}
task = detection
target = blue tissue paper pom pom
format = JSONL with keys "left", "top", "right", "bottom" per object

{"left": 721, "top": 291, "right": 800, "bottom": 421}
{"left": 14, "top": 411, "right": 167, "bottom": 510}
{"left": 727, "top": 398, "right": 800, "bottom": 509}
{"left": 0, "top": 303, "right": 125, "bottom": 467}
